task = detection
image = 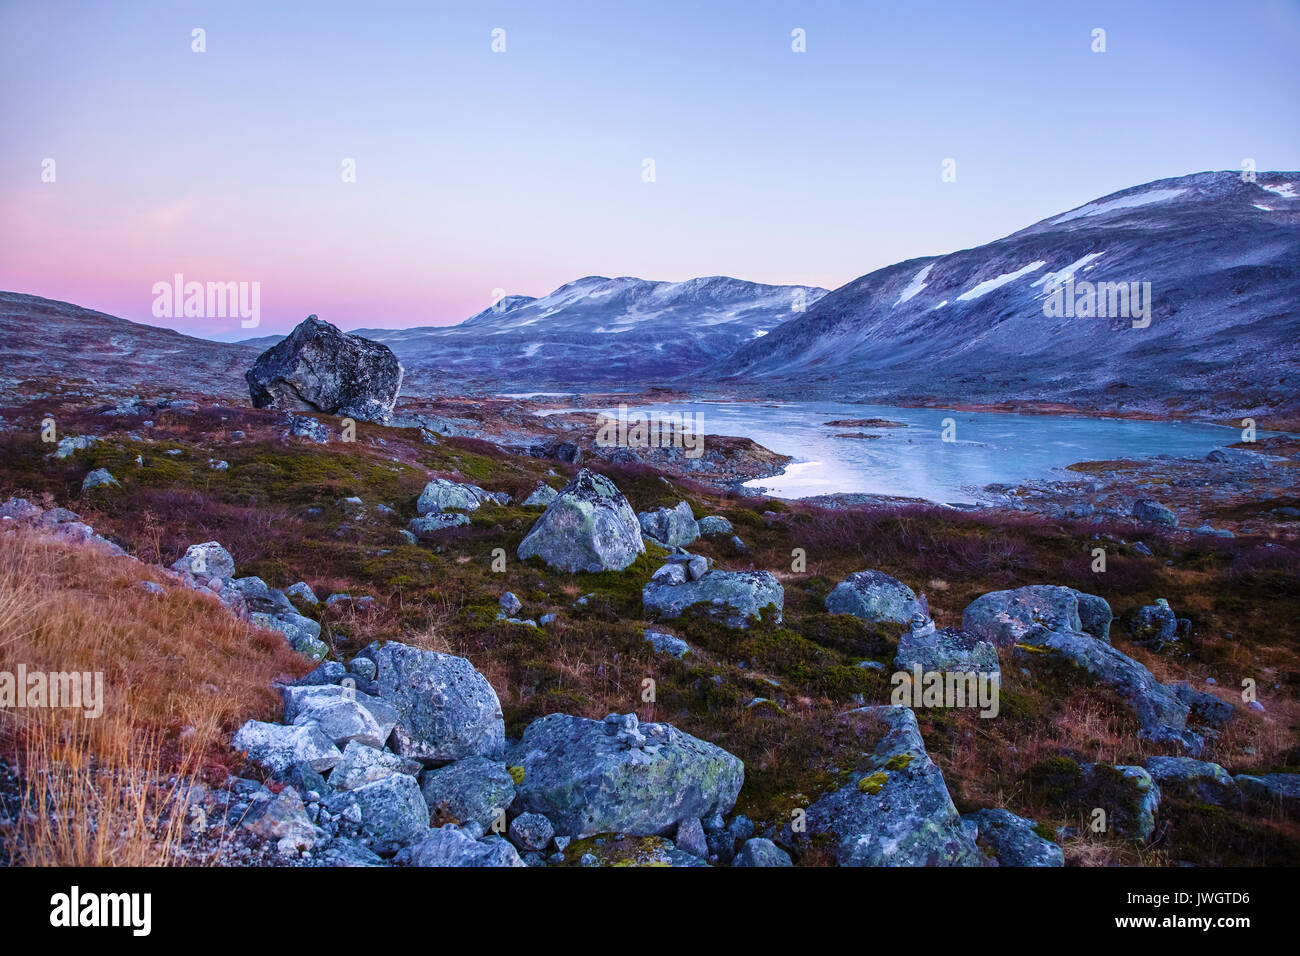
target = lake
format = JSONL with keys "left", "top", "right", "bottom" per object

{"left": 594, "top": 401, "right": 1265, "bottom": 503}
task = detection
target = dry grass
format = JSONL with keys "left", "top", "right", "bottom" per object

{"left": 0, "top": 528, "right": 308, "bottom": 865}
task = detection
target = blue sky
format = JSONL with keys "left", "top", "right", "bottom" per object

{"left": 2, "top": 0, "right": 1297, "bottom": 337}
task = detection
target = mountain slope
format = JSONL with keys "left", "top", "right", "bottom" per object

{"left": 716, "top": 171, "right": 1300, "bottom": 420}
{"left": 0, "top": 291, "right": 256, "bottom": 398}
{"left": 353, "top": 275, "right": 827, "bottom": 390}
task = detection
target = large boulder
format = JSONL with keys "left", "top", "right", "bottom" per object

{"left": 416, "top": 478, "right": 496, "bottom": 514}
{"left": 962, "top": 585, "right": 1111, "bottom": 647}
{"left": 397, "top": 826, "right": 526, "bottom": 867}
{"left": 792, "top": 706, "right": 983, "bottom": 866}
{"left": 246, "top": 314, "right": 403, "bottom": 423}
{"left": 893, "top": 617, "right": 999, "bottom": 677}
{"left": 359, "top": 641, "right": 506, "bottom": 766}
{"left": 963, "top": 808, "right": 1063, "bottom": 867}
{"left": 638, "top": 501, "right": 700, "bottom": 548}
{"left": 1144, "top": 757, "right": 1240, "bottom": 807}
{"left": 517, "top": 469, "right": 644, "bottom": 573}
{"left": 511, "top": 712, "right": 744, "bottom": 838}
{"left": 326, "top": 773, "right": 430, "bottom": 856}
{"left": 642, "top": 569, "right": 783, "bottom": 629}
{"left": 418, "top": 757, "right": 518, "bottom": 830}
{"left": 824, "top": 570, "right": 922, "bottom": 627}
{"left": 1234, "top": 773, "right": 1300, "bottom": 817}
{"left": 231, "top": 720, "right": 341, "bottom": 774}
{"left": 170, "top": 541, "right": 236, "bottom": 582}
{"left": 1075, "top": 764, "right": 1161, "bottom": 841}
{"left": 1013, "top": 626, "right": 1197, "bottom": 749}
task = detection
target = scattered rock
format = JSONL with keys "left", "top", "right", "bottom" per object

{"left": 643, "top": 569, "right": 783, "bottom": 629}
{"left": 1132, "top": 498, "right": 1178, "bottom": 528}
{"left": 963, "top": 808, "right": 1063, "bottom": 867}
{"left": 733, "top": 837, "right": 792, "bottom": 867}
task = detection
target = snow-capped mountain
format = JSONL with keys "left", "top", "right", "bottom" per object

{"left": 351, "top": 275, "right": 827, "bottom": 390}
{"left": 716, "top": 171, "right": 1300, "bottom": 420}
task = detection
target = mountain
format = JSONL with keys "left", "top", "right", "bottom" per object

{"left": 716, "top": 171, "right": 1300, "bottom": 420}
{"left": 350, "top": 275, "right": 827, "bottom": 391}
{"left": 0, "top": 291, "right": 256, "bottom": 398}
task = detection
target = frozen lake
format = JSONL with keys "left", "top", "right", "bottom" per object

{"left": 595, "top": 400, "right": 1266, "bottom": 503}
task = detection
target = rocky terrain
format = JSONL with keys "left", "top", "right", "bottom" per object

{"left": 1, "top": 322, "right": 1296, "bottom": 867}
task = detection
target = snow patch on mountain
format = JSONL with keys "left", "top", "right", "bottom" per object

{"left": 894, "top": 264, "right": 933, "bottom": 306}
{"left": 956, "top": 261, "right": 1045, "bottom": 301}
{"left": 1052, "top": 187, "right": 1187, "bottom": 224}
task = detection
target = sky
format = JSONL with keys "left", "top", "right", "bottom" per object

{"left": 1, "top": 0, "right": 1298, "bottom": 340}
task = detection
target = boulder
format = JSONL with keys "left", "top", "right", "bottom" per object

{"left": 232, "top": 720, "right": 341, "bottom": 774}
{"left": 733, "top": 837, "right": 793, "bottom": 867}
{"left": 418, "top": 757, "right": 517, "bottom": 830}
{"left": 330, "top": 740, "right": 420, "bottom": 791}
{"left": 792, "top": 706, "right": 983, "bottom": 866}
{"left": 697, "top": 515, "right": 734, "bottom": 537}
{"left": 824, "top": 570, "right": 921, "bottom": 627}
{"left": 1075, "top": 764, "right": 1161, "bottom": 841}
{"left": 1169, "top": 682, "right": 1235, "bottom": 728}
{"left": 893, "top": 617, "right": 999, "bottom": 677}
{"left": 170, "top": 541, "right": 236, "bottom": 582}
{"left": 246, "top": 314, "right": 403, "bottom": 423}
{"left": 1234, "top": 773, "right": 1300, "bottom": 816}
{"left": 512, "top": 712, "right": 743, "bottom": 838}
{"left": 1145, "top": 757, "right": 1240, "bottom": 807}
{"left": 289, "top": 694, "right": 399, "bottom": 750}
{"left": 360, "top": 641, "right": 506, "bottom": 766}
{"left": 327, "top": 773, "right": 430, "bottom": 856}
{"left": 638, "top": 501, "right": 700, "bottom": 548}
{"left": 642, "top": 569, "right": 783, "bottom": 629}
{"left": 644, "top": 630, "right": 692, "bottom": 659}
{"left": 522, "top": 483, "right": 559, "bottom": 508}
{"left": 81, "top": 468, "right": 119, "bottom": 492}
{"left": 963, "top": 808, "right": 1063, "bottom": 867}
{"left": 1129, "top": 599, "right": 1178, "bottom": 650}
{"left": 397, "top": 826, "right": 527, "bottom": 867}
{"left": 517, "top": 469, "right": 644, "bottom": 573}
{"left": 1013, "top": 626, "right": 1197, "bottom": 749}
{"left": 962, "top": 585, "right": 1111, "bottom": 647}
{"left": 285, "top": 581, "right": 319, "bottom": 605}
{"left": 1132, "top": 498, "right": 1178, "bottom": 528}
{"left": 416, "top": 477, "right": 493, "bottom": 514}
{"left": 408, "top": 513, "right": 470, "bottom": 536}
{"left": 240, "top": 786, "right": 317, "bottom": 852}
{"left": 508, "top": 812, "right": 555, "bottom": 852}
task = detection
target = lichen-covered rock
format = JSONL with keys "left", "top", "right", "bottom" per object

{"left": 1234, "top": 773, "right": 1300, "bottom": 816}
{"left": 416, "top": 477, "right": 494, "bottom": 514}
{"left": 792, "top": 706, "right": 983, "bottom": 867}
{"left": 359, "top": 641, "right": 506, "bottom": 766}
{"left": 1145, "top": 756, "right": 1240, "bottom": 807}
{"left": 638, "top": 501, "right": 700, "bottom": 548}
{"left": 1132, "top": 498, "right": 1178, "bottom": 528}
{"left": 232, "top": 720, "right": 342, "bottom": 774}
{"left": 1169, "top": 682, "right": 1235, "bottom": 728}
{"left": 170, "top": 541, "right": 236, "bottom": 582}
{"left": 522, "top": 483, "right": 559, "bottom": 508}
{"left": 508, "top": 812, "right": 555, "bottom": 851}
{"left": 285, "top": 581, "right": 319, "bottom": 605}
{"left": 1129, "top": 599, "right": 1178, "bottom": 650}
{"left": 517, "top": 469, "right": 644, "bottom": 573}
{"left": 512, "top": 712, "right": 743, "bottom": 839}
{"left": 327, "top": 773, "right": 430, "bottom": 856}
{"left": 733, "top": 837, "right": 792, "bottom": 867}
{"left": 396, "top": 826, "right": 526, "bottom": 867}
{"left": 697, "top": 515, "right": 734, "bottom": 537}
{"left": 644, "top": 630, "right": 692, "bottom": 659}
{"left": 246, "top": 314, "right": 403, "bottom": 423}
{"left": 962, "top": 584, "right": 1110, "bottom": 647}
{"left": 287, "top": 690, "right": 399, "bottom": 749}
{"left": 893, "top": 618, "right": 999, "bottom": 677}
{"left": 418, "top": 757, "right": 517, "bottom": 829}
{"left": 1013, "top": 626, "right": 1197, "bottom": 750}
{"left": 824, "top": 570, "right": 921, "bottom": 627}
{"left": 241, "top": 785, "right": 317, "bottom": 851}
{"left": 330, "top": 740, "right": 420, "bottom": 791}
{"left": 643, "top": 569, "right": 783, "bottom": 629}
{"left": 1076, "top": 764, "right": 1161, "bottom": 841}
{"left": 408, "top": 513, "right": 470, "bottom": 536}
{"left": 963, "top": 808, "right": 1063, "bottom": 867}
{"left": 81, "top": 468, "right": 119, "bottom": 492}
